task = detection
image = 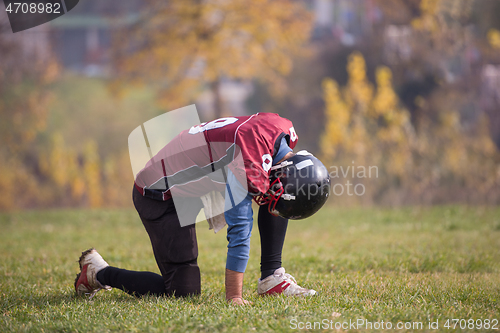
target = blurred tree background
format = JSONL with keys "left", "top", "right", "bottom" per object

{"left": 112, "top": 0, "right": 312, "bottom": 119}
{"left": 0, "top": 0, "right": 499, "bottom": 210}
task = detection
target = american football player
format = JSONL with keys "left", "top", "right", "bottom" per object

{"left": 75, "top": 113, "right": 330, "bottom": 305}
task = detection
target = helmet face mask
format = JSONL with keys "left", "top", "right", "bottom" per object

{"left": 254, "top": 153, "right": 331, "bottom": 220}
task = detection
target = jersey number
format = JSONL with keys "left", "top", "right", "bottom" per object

{"left": 289, "top": 127, "right": 298, "bottom": 142}
{"left": 188, "top": 117, "right": 238, "bottom": 134}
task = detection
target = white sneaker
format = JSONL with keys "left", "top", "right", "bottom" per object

{"left": 74, "top": 248, "right": 111, "bottom": 298}
{"left": 257, "top": 267, "right": 317, "bottom": 296}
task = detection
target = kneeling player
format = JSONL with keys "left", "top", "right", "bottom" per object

{"left": 75, "top": 113, "right": 330, "bottom": 305}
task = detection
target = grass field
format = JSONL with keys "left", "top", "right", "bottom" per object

{"left": 1, "top": 205, "right": 499, "bottom": 332}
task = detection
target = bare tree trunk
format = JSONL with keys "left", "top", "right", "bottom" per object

{"left": 211, "top": 78, "right": 223, "bottom": 119}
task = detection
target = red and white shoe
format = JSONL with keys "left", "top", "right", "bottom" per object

{"left": 74, "top": 248, "right": 111, "bottom": 298}
{"left": 257, "top": 267, "right": 317, "bottom": 296}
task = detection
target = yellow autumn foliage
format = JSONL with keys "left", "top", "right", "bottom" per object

{"left": 411, "top": 0, "right": 444, "bottom": 33}
{"left": 320, "top": 51, "right": 499, "bottom": 204}
{"left": 487, "top": 29, "right": 500, "bottom": 49}
{"left": 322, "top": 52, "right": 411, "bottom": 172}
{"left": 115, "top": 0, "right": 313, "bottom": 111}
{"left": 345, "top": 52, "right": 373, "bottom": 111}
{"left": 320, "top": 78, "right": 350, "bottom": 160}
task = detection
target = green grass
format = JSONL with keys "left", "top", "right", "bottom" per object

{"left": 1, "top": 205, "right": 499, "bottom": 332}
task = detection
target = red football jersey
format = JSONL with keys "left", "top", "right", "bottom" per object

{"left": 134, "top": 113, "right": 298, "bottom": 200}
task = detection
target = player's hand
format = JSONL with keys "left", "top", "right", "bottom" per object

{"left": 227, "top": 297, "right": 253, "bottom": 306}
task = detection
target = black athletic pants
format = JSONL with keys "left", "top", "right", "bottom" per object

{"left": 96, "top": 187, "right": 288, "bottom": 297}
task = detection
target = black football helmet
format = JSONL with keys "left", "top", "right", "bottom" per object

{"left": 254, "top": 151, "right": 331, "bottom": 219}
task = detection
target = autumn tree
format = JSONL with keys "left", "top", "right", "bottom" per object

{"left": 0, "top": 12, "right": 108, "bottom": 210}
{"left": 0, "top": 20, "right": 59, "bottom": 209}
{"left": 112, "top": 0, "right": 313, "bottom": 118}
{"left": 321, "top": 52, "right": 416, "bottom": 204}
{"left": 321, "top": 51, "right": 499, "bottom": 205}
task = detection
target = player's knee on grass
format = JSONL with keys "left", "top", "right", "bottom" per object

{"left": 169, "top": 265, "right": 201, "bottom": 297}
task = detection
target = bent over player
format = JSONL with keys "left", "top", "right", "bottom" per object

{"left": 75, "top": 113, "right": 330, "bottom": 305}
